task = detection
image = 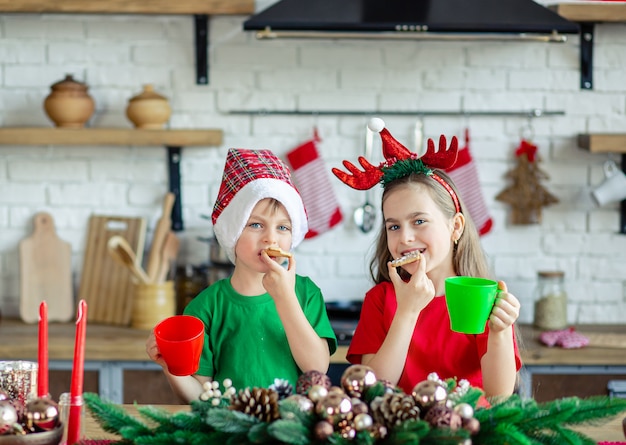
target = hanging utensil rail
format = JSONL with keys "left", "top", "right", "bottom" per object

{"left": 228, "top": 109, "right": 564, "bottom": 117}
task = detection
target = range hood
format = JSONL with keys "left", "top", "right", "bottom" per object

{"left": 243, "top": 0, "right": 580, "bottom": 42}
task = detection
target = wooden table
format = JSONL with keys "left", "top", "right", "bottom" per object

{"left": 0, "top": 318, "right": 349, "bottom": 363}
{"left": 84, "top": 404, "right": 625, "bottom": 442}
{"left": 1, "top": 320, "right": 625, "bottom": 402}
{"left": 0, "top": 319, "right": 349, "bottom": 403}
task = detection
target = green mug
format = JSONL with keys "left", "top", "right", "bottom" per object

{"left": 444, "top": 276, "right": 500, "bottom": 334}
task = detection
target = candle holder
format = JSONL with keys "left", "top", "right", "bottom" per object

{"left": 0, "top": 424, "right": 63, "bottom": 445}
{"left": 0, "top": 361, "right": 38, "bottom": 407}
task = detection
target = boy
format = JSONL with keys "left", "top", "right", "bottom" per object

{"left": 146, "top": 148, "right": 337, "bottom": 403}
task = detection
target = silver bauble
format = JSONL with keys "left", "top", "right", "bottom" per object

{"left": 0, "top": 400, "right": 18, "bottom": 435}
{"left": 354, "top": 413, "right": 374, "bottom": 431}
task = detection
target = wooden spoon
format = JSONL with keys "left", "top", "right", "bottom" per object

{"left": 146, "top": 192, "right": 176, "bottom": 282}
{"left": 107, "top": 235, "right": 151, "bottom": 284}
{"left": 156, "top": 231, "right": 180, "bottom": 283}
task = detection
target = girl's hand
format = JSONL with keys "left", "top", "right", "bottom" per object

{"left": 388, "top": 254, "right": 435, "bottom": 315}
{"left": 488, "top": 281, "right": 521, "bottom": 333}
{"left": 261, "top": 250, "right": 296, "bottom": 302}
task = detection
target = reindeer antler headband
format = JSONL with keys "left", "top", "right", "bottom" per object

{"left": 332, "top": 118, "right": 461, "bottom": 213}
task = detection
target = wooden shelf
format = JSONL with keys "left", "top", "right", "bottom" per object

{"left": 0, "top": 0, "right": 254, "bottom": 15}
{"left": 551, "top": 3, "right": 626, "bottom": 90}
{"left": 0, "top": 0, "right": 255, "bottom": 84}
{"left": 577, "top": 133, "right": 626, "bottom": 153}
{"left": 0, "top": 127, "right": 223, "bottom": 146}
{"left": 551, "top": 2, "right": 626, "bottom": 22}
{"left": 0, "top": 127, "right": 223, "bottom": 231}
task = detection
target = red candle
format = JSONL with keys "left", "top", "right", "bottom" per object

{"left": 67, "top": 300, "right": 87, "bottom": 445}
{"left": 37, "top": 301, "right": 49, "bottom": 398}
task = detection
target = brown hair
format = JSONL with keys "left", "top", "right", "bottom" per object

{"left": 369, "top": 170, "right": 491, "bottom": 284}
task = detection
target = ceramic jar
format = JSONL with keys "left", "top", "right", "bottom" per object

{"left": 43, "top": 75, "right": 95, "bottom": 128}
{"left": 126, "top": 84, "right": 171, "bottom": 129}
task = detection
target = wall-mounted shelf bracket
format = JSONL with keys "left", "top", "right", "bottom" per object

{"left": 194, "top": 14, "right": 209, "bottom": 85}
{"left": 580, "top": 22, "right": 594, "bottom": 90}
{"left": 167, "top": 146, "right": 184, "bottom": 231}
{"left": 619, "top": 153, "right": 626, "bottom": 234}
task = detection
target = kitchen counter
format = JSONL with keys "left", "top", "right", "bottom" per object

{"left": 1, "top": 320, "right": 624, "bottom": 402}
{"left": 0, "top": 319, "right": 350, "bottom": 403}
{"left": 0, "top": 318, "right": 350, "bottom": 363}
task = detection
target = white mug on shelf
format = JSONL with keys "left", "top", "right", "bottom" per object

{"left": 591, "top": 159, "right": 626, "bottom": 206}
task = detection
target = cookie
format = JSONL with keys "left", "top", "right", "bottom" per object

{"left": 264, "top": 247, "right": 293, "bottom": 258}
{"left": 390, "top": 251, "right": 421, "bottom": 267}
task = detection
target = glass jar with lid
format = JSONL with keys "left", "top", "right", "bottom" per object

{"left": 533, "top": 271, "right": 568, "bottom": 330}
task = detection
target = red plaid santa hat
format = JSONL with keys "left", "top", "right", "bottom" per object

{"left": 212, "top": 148, "right": 308, "bottom": 264}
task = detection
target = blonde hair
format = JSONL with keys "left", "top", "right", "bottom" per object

{"left": 369, "top": 170, "right": 491, "bottom": 284}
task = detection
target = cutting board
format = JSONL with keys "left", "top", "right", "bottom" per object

{"left": 78, "top": 215, "right": 146, "bottom": 326}
{"left": 19, "top": 212, "right": 73, "bottom": 323}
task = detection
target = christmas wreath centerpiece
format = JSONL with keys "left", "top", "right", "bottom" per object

{"left": 84, "top": 365, "right": 626, "bottom": 445}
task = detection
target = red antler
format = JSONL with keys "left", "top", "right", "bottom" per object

{"left": 331, "top": 157, "right": 383, "bottom": 190}
{"left": 421, "top": 135, "right": 459, "bottom": 169}
{"left": 379, "top": 128, "right": 412, "bottom": 162}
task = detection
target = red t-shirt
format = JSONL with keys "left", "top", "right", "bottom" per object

{"left": 347, "top": 281, "right": 522, "bottom": 394}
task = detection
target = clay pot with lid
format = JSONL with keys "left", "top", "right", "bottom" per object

{"left": 126, "top": 84, "right": 172, "bottom": 129}
{"left": 43, "top": 74, "right": 95, "bottom": 128}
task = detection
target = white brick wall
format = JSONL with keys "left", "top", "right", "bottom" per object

{"left": 0, "top": 11, "right": 625, "bottom": 324}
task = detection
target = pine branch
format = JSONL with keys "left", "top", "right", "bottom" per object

{"left": 455, "top": 386, "right": 484, "bottom": 408}
{"left": 132, "top": 429, "right": 212, "bottom": 445}
{"left": 474, "top": 396, "right": 531, "bottom": 427}
{"left": 83, "top": 392, "right": 152, "bottom": 437}
{"left": 561, "top": 396, "right": 626, "bottom": 426}
{"left": 355, "top": 430, "right": 375, "bottom": 445}
{"left": 279, "top": 399, "right": 315, "bottom": 427}
{"left": 168, "top": 411, "right": 211, "bottom": 432}
{"left": 206, "top": 408, "right": 260, "bottom": 433}
{"left": 247, "top": 422, "right": 271, "bottom": 443}
{"left": 476, "top": 421, "right": 533, "bottom": 445}
{"left": 267, "top": 419, "right": 311, "bottom": 445}
{"left": 135, "top": 405, "right": 175, "bottom": 427}
{"left": 554, "top": 425, "right": 597, "bottom": 445}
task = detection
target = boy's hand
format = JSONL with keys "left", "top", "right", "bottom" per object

{"left": 388, "top": 254, "right": 434, "bottom": 316}
{"left": 488, "top": 281, "right": 521, "bottom": 333}
{"left": 261, "top": 250, "right": 296, "bottom": 301}
{"left": 146, "top": 330, "right": 168, "bottom": 369}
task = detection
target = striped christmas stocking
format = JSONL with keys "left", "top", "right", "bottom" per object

{"left": 285, "top": 130, "right": 343, "bottom": 239}
{"left": 445, "top": 128, "right": 493, "bottom": 236}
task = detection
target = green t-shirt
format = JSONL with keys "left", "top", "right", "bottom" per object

{"left": 183, "top": 275, "right": 337, "bottom": 390}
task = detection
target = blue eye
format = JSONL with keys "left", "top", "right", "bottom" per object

{"left": 278, "top": 225, "right": 291, "bottom": 232}
{"left": 249, "top": 222, "right": 262, "bottom": 228}
{"left": 414, "top": 219, "right": 425, "bottom": 225}
{"left": 387, "top": 224, "right": 399, "bottom": 231}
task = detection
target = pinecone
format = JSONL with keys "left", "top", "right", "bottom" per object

{"left": 229, "top": 387, "right": 280, "bottom": 422}
{"left": 370, "top": 393, "right": 421, "bottom": 429}
{"left": 269, "top": 378, "right": 293, "bottom": 400}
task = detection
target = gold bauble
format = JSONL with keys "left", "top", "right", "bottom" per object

{"left": 411, "top": 380, "right": 448, "bottom": 411}
{"left": 340, "top": 364, "right": 377, "bottom": 398}
{"left": 315, "top": 392, "right": 352, "bottom": 425}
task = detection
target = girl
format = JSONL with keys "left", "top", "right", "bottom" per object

{"left": 333, "top": 118, "right": 521, "bottom": 399}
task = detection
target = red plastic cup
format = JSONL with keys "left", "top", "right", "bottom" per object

{"left": 154, "top": 315, "right": 205, "bottom": 376}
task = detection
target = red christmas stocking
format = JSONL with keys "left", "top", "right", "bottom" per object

{"left": 285, "top": 130, "right": 343, "bottom": 239}
{"left": 445, "top": 129, "right": 493, "bottom": 236}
